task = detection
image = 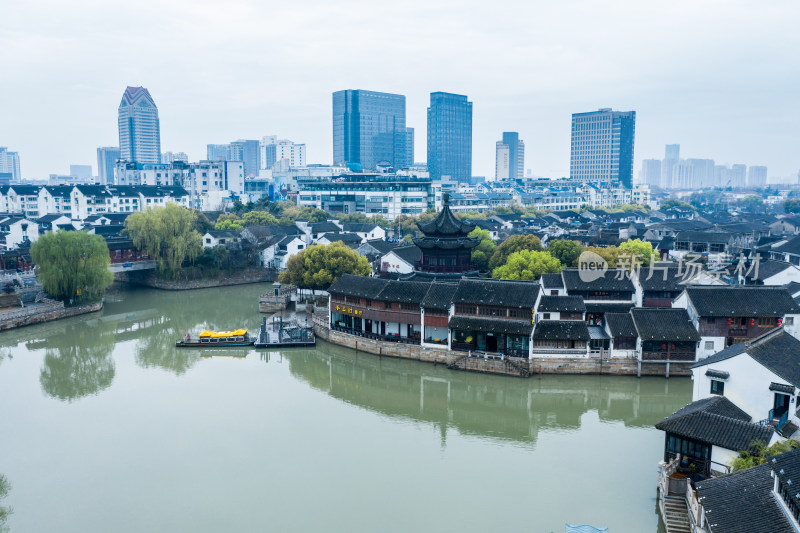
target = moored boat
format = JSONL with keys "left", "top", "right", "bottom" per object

{"left": 175, "top": 328, "right": 254, "bottom": 347}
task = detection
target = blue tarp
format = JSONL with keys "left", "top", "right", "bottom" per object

{"left": 565, "top": 525, "right": 608, "bottom": 533}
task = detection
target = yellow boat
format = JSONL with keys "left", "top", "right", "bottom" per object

{"left": 176, "top": 328, "right": 253, "bottom": 347}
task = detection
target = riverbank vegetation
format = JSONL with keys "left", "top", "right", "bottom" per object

{"left": 30, "top": 231, "right": 113, "bottom": 304}
{"left": 731, "top": 439, "right": 800, "bottom": 471}
{"left": 280, "top": 242, "right": 370, "bottom": 291}
{"left": 124, "top": 204, "right": 202, "bottom": 280}
{"left": 0, "top": 473, "right": 11, "bottom": 533}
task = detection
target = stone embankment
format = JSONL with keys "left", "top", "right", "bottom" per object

{"left": 0, "top": 301, "right": 103, "bottom": 331}
{"left": 115, "top": 268, "right": 268, "bottom": 290}
{"left": 313, "top": 315, "right": 691, "bottom": 378}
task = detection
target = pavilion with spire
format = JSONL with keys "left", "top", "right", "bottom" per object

{"left": 412, "top": 193, "right": 480, "bottom": 275}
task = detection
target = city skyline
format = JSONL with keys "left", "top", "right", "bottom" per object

{"left": 2, "top": 1, "right": 798, "bottom": 180}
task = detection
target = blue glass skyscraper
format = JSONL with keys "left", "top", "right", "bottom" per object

{"left": 118, "top": 86, "right": 161, "bottom": 164}
{"left": 570, "top": 108, "right": 636, "bottom": 188}
{"left": 427, "top": 92, "right": 472, "bottom": 181}
{"left": 332, "top": 90, "right": 408, "bottom": 170}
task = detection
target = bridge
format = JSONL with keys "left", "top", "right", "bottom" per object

{"left": 109, "top": 260, "right": 156, "bottom": 273}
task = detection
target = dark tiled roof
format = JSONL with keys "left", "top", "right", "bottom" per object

{"left": 310, "top": 221, "right": 341, "bottom": 234}
{"left": 561, "top": 269, "right": 635, "bottom": 293}
{"left": 421, "top": 282, "right": 459, "bottom": 310}
{"left": 674, "top": 230, "right": 732, "bottom": 244}
{"left": 448, "top": 316, "right": 532, "bottom": 336}
{"left": 743, "top": 259, "right": 792, "bottom": 281}
{"left": 341, "top": 222, "right": 378, "bottom": 233}
{"left": 605, "top": 313, "right": 637, "bottom": 338}
{"left": 387, "top": 245, "right": 421, "bottom": 265}
{"left": 772, "top": 448, "right": 800, "bottom": 515}
{"left": 328, "top": 274, "right": 387, "bottom": 299}
{"left": 695, "top": 462, "right": 793, "bottom": 533}
{"left": 452, "top": 279, "right": 539, "bottom": 308}
{"left": 637, "top": 264, "right": 687, "bottom": 292}
{"left": 533, "top": 320, "right": 590, "bottom": 341}
{"left": 375, "top": 280, "right": 431, "bottom": 303}
{"left": 321, "top": 232, "right": 362, "bottom": 243}
{"left": 360, "top": 239, "right": 397, "bottom": 255}
{"left": 540, "top": 273, "right": 564, "bottom": 289}
{"left": 630, "top": 308, "right": 700, "bottom": 342}
{"left": 684, "top": 286, "right": 800, "bottom": 317}
{"left": 655, "top": 396, "right": 773, "bottom": 452}
{"left": 773, "top": 235, "right": 800, "bottom": 255}
{"left": 585, "top": 302, "right": 634, "bottom": 314}
{"left": 537, "top": 295, "right": 585, "bottom": 313}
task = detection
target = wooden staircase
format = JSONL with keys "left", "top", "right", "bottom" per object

{"left": 662, "top": 496, "right": 691, "bottom": 533}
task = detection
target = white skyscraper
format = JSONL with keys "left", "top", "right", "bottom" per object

{"left": 747, "top": 166, "right": 768, "bottom": 187}
{"left": 97, "top": 146, "right": 121, "bottom": 185}
{"left": 260, "top": 136, "right": 306, "bottom": 170}
{"left": 118, "top": 86, "right": 161, "bottom": 164}
{"left": 0, "top": 147, "right": 21, "bottom": 181}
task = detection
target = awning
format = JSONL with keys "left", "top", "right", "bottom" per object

{"left": 705, "top": 369, "right": 730, "bottom": 380}
{"left": 770, "top": 382, "right": 795, "bottom": 394}
{"left": 588, "top": 326, "right": 610, "bottom": 340}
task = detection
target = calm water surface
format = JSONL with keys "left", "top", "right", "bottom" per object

{"left": 0, "top": 284, "right": 689, "bottom": 532}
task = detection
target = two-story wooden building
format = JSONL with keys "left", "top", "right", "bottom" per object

{"left": 674, "top": 286, "right": 800, "bottom": 359}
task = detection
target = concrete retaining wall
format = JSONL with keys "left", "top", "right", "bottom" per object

{"left": 115, "top": 268, "right": 268, "bottom": 290}
{"left": 0, "top": 301, "right": 103, "bottom": 331}
{"left": 314, "top": 321, "right": 691, "bottom": 378}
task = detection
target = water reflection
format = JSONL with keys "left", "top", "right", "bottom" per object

{"left": 287, "top": 343, "right": 692, "bottom": 446}
{"left": 0, "top": 473, "right": 11, "bottom": 533}
{"left": 36, "top": 323, "right": 116, "bottom": 402}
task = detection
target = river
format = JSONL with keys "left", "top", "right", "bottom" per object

{"left": 0, "top": 284, "right": 689, "bottom": 532}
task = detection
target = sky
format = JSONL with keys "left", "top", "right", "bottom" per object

{"left": 2, "top": 0, "right": 799, "bottom": 181}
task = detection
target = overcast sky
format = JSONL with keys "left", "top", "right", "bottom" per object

{"left": 2, "top": 0, "right": 799, "bottom": 181}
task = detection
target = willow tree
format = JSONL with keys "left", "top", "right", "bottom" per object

{"left": 488, "top": 234, "right": 543, "bottom": 271}
{"left": 0, "top": 473, "right": 10, "bottom": 533}
{"left": 124, "top": 203, "right": 202, "bottom": 279}
{"left": 31, "top": 231, "right": 113, "bottom": 304}
{"left": 491, "top": 250, "right": 562, "bottom": 281}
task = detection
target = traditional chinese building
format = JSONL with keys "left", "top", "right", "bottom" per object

{"left": 413, "top": 193, "right": 480, "bottom": 275}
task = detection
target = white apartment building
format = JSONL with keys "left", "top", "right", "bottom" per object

{"left": 260, "top": 136, "right": 306, "bottom": 170}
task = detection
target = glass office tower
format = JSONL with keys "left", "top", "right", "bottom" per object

{"left": 570, "top": 108, "right": 636, "bottom": 188}
{"left": 427, "top": 92, "right": 472, "bottom": 181}
{"left": 118, "top": 86, "right": 161, "bottom": 164}
{"left": 332, "top": 90, "right": 408, "bottom": 171}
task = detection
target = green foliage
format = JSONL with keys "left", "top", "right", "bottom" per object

{"left": 547, "top": 239, "right": 584, "bottom": 267}
{"left": 337, "top": 212, "right": 391, "bottom": 228}
{"left": 731, "top": 439, "right": 800, "bottom": 472}
{"left": 492, "top": 250, "right": 562, "bottom": 280}
{"left": 456, "top": 210, "right": 487, "bottom": 220}
{"left": 279, "top": 242, "right": 371, "bottom": 290}
{"left": 468, "top": 227, "right": 496, "bottom": 272}
{"left": 0, "top": 473, "right": 11, "bottom": 533}
{"left": 741, "top": 194, "right": 764, "bottom": 212}
{"left": 488, "top": 235, "right": 543, "bottom": 271}
{"left": 785, "top": 199, "right": 800, "bottom": 213}
{"left": 660, "top": 199, "right": 695, "bottom": 211}
{"left": 193, "top": 211, "right": 214, "bottom": 234}
{"left": 124, "top": 203, "right": 202, "bottom": 280}
{"left": 241, "top": 210, "right": 279, "bottom": 226}
{"left": 581, "top": 245, "right": 621, "bottom": 268}
{"left": 214, "top": 218, "right": 244, "bottom": 231}
{"left": 31, "top": 231, "right": 113, "bottom": 304}
{"left": 618, "top": 239, "right": 655, "bottom": 267}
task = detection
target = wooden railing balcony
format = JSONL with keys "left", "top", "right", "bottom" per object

{"left": 641, "top": 351, "right": 696, "bottom": 361}
{"left": 414, "top": 261, "right": 478, "bottom": 273}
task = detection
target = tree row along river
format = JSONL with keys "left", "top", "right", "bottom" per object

{"left": 0, "top": 283, "right": 688, "bottom": 532}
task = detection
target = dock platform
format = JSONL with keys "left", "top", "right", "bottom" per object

{"left": 254, "top": 316, "right": 315, "bottom": 348}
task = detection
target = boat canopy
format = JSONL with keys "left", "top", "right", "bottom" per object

{"left": 198, "top": 329, "right": 247, "bottom": 338}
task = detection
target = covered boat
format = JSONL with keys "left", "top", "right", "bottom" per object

{"left": 176, "top": 328, "right": 254, "bottom": 347}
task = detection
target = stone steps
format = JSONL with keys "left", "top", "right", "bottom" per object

{"left": 662, "top": 497, "right": 691, "bottom": 533}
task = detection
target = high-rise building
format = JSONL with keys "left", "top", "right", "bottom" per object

{"left": 229, "top": 140, "right": 260, "bottom": 178}
{"left": 260, "top": 136, "right": 306, "bottom": 170}
{"left": 402, "top": 128, "right": 414, "bottom": 169}
{"left": 70, "top": 165, "right": 93, "bottom": 179}
{"left": 495, "top": 132, "right": 524, "bottom": 181}
{"left": 747, "top": 166, "right": 768, "bottom": 187}
{"left": 639, "top": 159, "right": 661, "bottom": 187}
{"left": 207, "top": 144, "right": 229, "bottom": 161}
{"left": 0, "top": 147, "right": 21, "bottom": 181}
{"left": 332, "top": 90, "right": 408, "bottom": 171}
{"left": 570, "top": 108, "right": 636, "bottom": 188}
{"left": 161, "top": 151, "right": 188, "bottom": 164}
{"left": 97, "top": 146, "right": 120, "bottom": 185}
{"left": 118, "top": 86, "right": 161, "bottom": 164}
{"left": 673, "top": 159, "right": 715, "bottom": 188}
{"left": 661, "top": 144, "right": 680, "bottom": 189}
{"left": 427, "top": 92, "right": 473, "bottom": 181}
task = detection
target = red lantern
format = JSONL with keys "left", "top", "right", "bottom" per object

{"left": 750, "top": 318, "right": 755, "bottom": 327}
{"left": 778, "top": 318, "right": 783, "bottom": 327}
{"left": 727, "top": 318, "right": 733, "bottom": 326}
